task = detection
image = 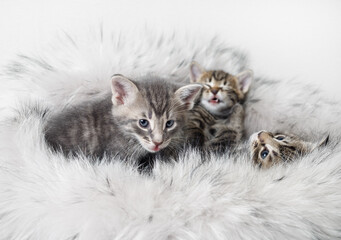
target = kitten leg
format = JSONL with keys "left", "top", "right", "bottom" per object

{"left": 206, "top": 104, "right": 244, "bottom": 152}
{"left": 185, "top": 105, "right": 215, "bottom": 149}
{"left": 206, "top": 127, "right": 240, "bottom": 152}
{"left": 185, "top": 121, "right": 206, "bottom": 149}
{"left": 223, "top": 103, "right": 245, "bottom": 131}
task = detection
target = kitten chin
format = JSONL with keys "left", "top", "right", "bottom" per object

{"left": 200, "top": 99, "right": 234, "bottom": 117}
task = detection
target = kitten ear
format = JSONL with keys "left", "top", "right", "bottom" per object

{"left": 190, "top": 62, "right": 205, "bottom": 83}
{"left": 175, "top": 84, "right": 202, "bottom": 110}
{"left": 236, "top": 69, "right": 253, "bottom": 94}
{"left": 111, "top": 74, "right": 139, "bottom": 106}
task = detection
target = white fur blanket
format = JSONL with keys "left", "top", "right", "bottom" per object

{"left": 1, "top": 29, "right": 341, "bottom": 240}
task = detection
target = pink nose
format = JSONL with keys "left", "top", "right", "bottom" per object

{"left": 152, "top": 141, "right": 163, "bottom": 146}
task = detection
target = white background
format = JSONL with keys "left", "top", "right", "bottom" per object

{"left": 0, "top": 0, "right": 340, "bottom": 97}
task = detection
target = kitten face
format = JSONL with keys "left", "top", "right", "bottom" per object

{"left": 119, "top": 98, "right": 184, "bottom": 153}
{"left": 190, "top": 62, "right": 253, "bottom": 116}
{"left": 249, "top": 131, "right": 311, "bottom": 169}
{"left": 111, "top": 75, "right": 202, "bottom": 153}
{"left": 199, "top": 71, "right": 243, "bottom": 115}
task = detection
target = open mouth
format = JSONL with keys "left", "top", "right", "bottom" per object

{"left": 209, "top": 97, "right": 220, "bottom": 104}
{"left": 152, "top": 145, "right": 160, "bottom": 152}
{"left": 146, "top": 140, "right": 170, "bottom": 153}
{"left": 148, "top": 145, "right": 162, "bottom": 152}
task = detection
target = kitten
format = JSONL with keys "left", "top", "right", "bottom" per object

{"left": 44, "top": 74, "right": 202, "bottom": 164}
{"left": 250, "top": 130, "right": 329, "bottom": 169}
{"left": 186, "top": 62, "right": 253, "bottom": 152}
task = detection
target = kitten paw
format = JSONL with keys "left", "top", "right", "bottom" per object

{"left": 231, "top": 103, "right": 244, "bottom": 115}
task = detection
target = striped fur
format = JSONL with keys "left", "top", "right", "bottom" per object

{"left": 250, "top": 130, "right": 329, "bottom": 169}
{"left": 1, "top": 29, "right": 341, "bottom": 239}
{"left": 186, "top": 62, "right": 253, "bottom": 152}
{"left": 44, "top": 75, "right": 202, "bottom": 165}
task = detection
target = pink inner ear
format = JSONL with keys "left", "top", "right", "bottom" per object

{"left": 116, "top": 96, "right": 124, "bottom": 105}
{"left": 114, "top": 81, "right": 127, "bottom": 105}
{"left": 191, "top": 65, "right": 202, "bottom": 82}
{"left": 240, "top": 78, "right": 246, "bottom": 91}
{"left": 237, "top": 76, "right": 248, "bottom": 93}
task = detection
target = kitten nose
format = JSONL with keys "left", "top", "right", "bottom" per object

{"left": 211, "top": 89, "right": 219, "bottom": 95}
{"left": 152, "top": 141, "right": 163, "bottom": 146}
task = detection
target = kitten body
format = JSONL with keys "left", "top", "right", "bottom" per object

{"left": 45, "top": 75, "right": 202, "bottom": 163}
{"left": 187, "top": 62, "right": 253, "bottom": 152}
{"left": 250, "top": 130, "right": 329, "bottom": 169}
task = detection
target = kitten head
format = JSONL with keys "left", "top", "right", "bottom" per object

{"left": 190, "top": 62, "right": 253, "bottom": 116}
{"left": 111, "top": 74, "right": 202, "bottom": 153}
{"left": 249, "top": 130, "right": 329, "bottom": 169}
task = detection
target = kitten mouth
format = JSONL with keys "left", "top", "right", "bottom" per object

{"left": 146, "top": 140, "right": 170, "bottom": 153}
{"left": 148, "top": 145, "right": 162, "bottom": 152}
{"left": 209, "top": 97, "right": 220, "bottom": 104}
{"left": 152, "top": 145, "right": 160, "bottom": 152}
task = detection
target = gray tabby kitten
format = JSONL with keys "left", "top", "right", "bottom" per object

{"left": 186, "top": 62, "right": 253, "bottom": 152}
{"left": 45, "top": 74, "right": 202, "bottom": 165}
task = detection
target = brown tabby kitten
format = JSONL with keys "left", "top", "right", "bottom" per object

{"left": 44, "top": 74, "right": 202, "bottom": 164}
{"left": 186, "top": 62, "right": 253, "bottom": 152}
{"left": 250, "top": 130, "right": 329, "bottom": 169}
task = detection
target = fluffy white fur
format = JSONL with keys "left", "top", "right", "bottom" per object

{"left": 1, "top": 29, "right": 341, "bottom": 239}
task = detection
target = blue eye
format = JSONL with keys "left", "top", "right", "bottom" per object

{"left": 275, "top": 136, "right": 285, "bottom": 141}
{"left": 166, "top": 120, "right": 174, "bottom": 128}
{"left": 261, "top": 150, "right": 269, "bottom": 159}
{"left": 139, "top": 119, "right": 149, "bottom": 128}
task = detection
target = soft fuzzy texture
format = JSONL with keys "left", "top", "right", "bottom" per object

{"left": 1, "top": 29, "right": 341, "bottom": 240}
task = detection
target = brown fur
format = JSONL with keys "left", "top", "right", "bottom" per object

{"left": 250, "top": 131, "right": 329, "bottom": 169}
{"left": 199, "top": 71, "right": 245, "bottom": 104}
{"left": 186, "top": 62, "right": 253, "bottom": 152}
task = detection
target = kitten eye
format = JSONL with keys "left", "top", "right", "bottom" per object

{"left": 275, "top": 136, "right": 285, "bottom": 141}
{"left": 166, "top": 120, "right": 174, "bottom": 128}
{"left": 139, "top": 119, "right": 149, "bottom": 128}
{"left": 260, "top": 150, "right": 269, "bottom": 159}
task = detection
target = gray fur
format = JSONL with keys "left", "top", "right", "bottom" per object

{"left": 1, "top": 29, "right": 341, "bottom": 239}
{"left": 45, "top": 76, "right": 200, "bottom": 164}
